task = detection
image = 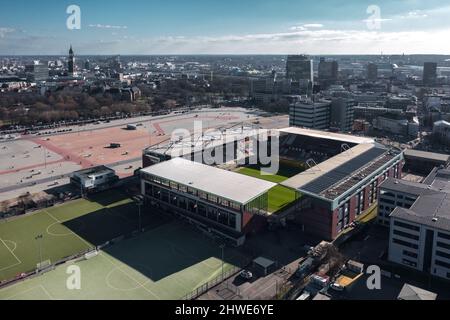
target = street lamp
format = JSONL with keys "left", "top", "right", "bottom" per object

{"left": 35, "top": 234, "right": 43, "bottom": 268}
{"left": 219, "top": 244, "right": 225, "bottom": 281}
{"left": 133, "top": 195, "right": 144, "bottom": 233}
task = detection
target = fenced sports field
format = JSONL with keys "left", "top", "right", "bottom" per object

{"left": 0, "top": 221, "right": 245, "bottom": 300}
{"left": 0, "top": 189, "right": 247, "bottom": 300}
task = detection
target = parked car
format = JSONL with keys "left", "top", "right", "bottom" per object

{"left": 296, "top": 291, "right": 311, "bottom": 300}
{"left": 330, "top": 282, "right": 345, "bottom": 292}
{"left": 239, "top": 270, "right": 253, "bottom": 280}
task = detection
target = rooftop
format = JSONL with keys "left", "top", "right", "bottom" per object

{"left": 145, "top": 124, "right": 267, "bottom": 158}
{"left": 278, "top": 127, "right": 374, "bottom": 145}
{"left": 404, "top": 149, "right": 450, "bottom": 163}
{"left": 141, "top": 157, "right": 276, "bottom": 205}
{"left": 382, "top": 169, "right": 450, "bottom": 231}
{"left": 397, "top": 284, "right": 437, "bottom": 300}
{"left": 71, "top": 165, "right": 115, "bottom": 178}
{"left": 281, "top": 143, "right": 399, "bottom": 200}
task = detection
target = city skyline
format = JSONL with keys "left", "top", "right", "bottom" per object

{"left": 1, "top": 0, "right": 450, "bottom": 55}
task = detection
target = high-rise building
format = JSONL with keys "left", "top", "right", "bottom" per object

{"left": 25, "top": 62, "right": 48, "bottom": 82}
{"left": 330, "top": 98, "right": 356, "bottom": 132}
{"left": 367, "top": 63, "right": 378, "bottom": 81}
{"left": 84, "top": 59, "right": 90, "bottom": 70}
{"left": 286, "top": 55, "right": 313, "bottom": 93}
{"left": 68, "top": 45, "right": 75, "bottom": 76}
{"left": 289, "top": 100, "right": 331, "bottom": 129}
{"left": 423, "top": 62, "right": 437, "bottom": 86}
{"left": 318, "top": 58, "right": 338, "bottom": 85}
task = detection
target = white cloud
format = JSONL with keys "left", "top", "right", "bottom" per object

{"left": 303, "top": 24, "right": 324, "bottom": 28}
{"left": 88, "top": 24, "right": 128, "bottom": 30}
{"left": 0, "top": 27, "right": 15, "bottom": 38}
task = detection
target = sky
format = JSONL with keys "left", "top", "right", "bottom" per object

{"left": 1, "top": 0, "right": 450, "bottom": 55}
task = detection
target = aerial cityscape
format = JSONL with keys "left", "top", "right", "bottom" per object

{"left": 1, "top": 0, "right": 450, "bottom": 309}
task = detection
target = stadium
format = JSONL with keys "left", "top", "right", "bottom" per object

{"left": 141, "top": 125, "right": 404, "bottom": 244}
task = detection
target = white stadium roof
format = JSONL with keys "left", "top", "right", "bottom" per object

{"left": 278, "top": 127, "right": 374, "bottom": 145}
{"left": 141, "top": 158, "right": 276, "bottom": 205}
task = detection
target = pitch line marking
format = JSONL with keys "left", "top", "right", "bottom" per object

{"left": 3, "top": 240, "right": 17, "bottom": 252}
{"left": 0, "top": 237, "right": 22, "bottom": 272}
{"left": 5, "top": 286, "right": 41, "bottom": 300}
{"left": 99, "top": 252, "right": 161, "bottom": 300}
{"left": 43, "top": 210, "right": 92, "bottom": 249}
{"left": 39, "top": 285, "right": 55, "bottom": 300}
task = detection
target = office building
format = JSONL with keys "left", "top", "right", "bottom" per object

{"left": 286, "top": 55, "right": 314, "bottom": 93}
{"left": 330, "top": 98, "right": 356, "bottom": 132}
{"left": 289, "top": 100, "right": 331, "bottom": 129}
{"left": 25, "top": 62, "right": 48, "bottom": 82}
{"left": 380, "top": 168, "right": 450, "bottom": 280}
{"left": 367, "top": 63, "right": 378, "bottom": 81}
{"left": 423, "top": 62, "right": 437, "bottom": 86}
{"left": 318, "top": 58, "right": 338, "bottom": 86}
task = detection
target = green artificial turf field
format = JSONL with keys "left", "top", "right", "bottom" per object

{"left": 0, "top": 189, "right": 162, "bottom": 283}
{"left": 0, "top": 221, "right": 245, "bottom": 300}
{"left": 236, "top": 165, "right": 300, "bottom": 213}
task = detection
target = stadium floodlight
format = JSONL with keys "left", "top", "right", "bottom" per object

{"left": 35, "top": 234, "right": 43, "bottom": 268}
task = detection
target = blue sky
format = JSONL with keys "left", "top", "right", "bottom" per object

{"left": 1, "top": 0, "right": 450, "bottom": 54}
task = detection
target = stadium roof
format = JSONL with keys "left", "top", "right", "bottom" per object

{"left": 278, "top": 127, "right": 374, "bottom": 145}
{"left": 141, "top": 157, "right": 276, "bottom": 205}
{"left": 282, "top": 143, "right": 401, "bottom": 201}
{"left": 144, "top": 124, "right": 268, "bottom": 158}
{"left": 281, "top": 143, "right": 376, "bottom": 190}
{"left": 404, "top": 149, "right": 450, "bottom": 163}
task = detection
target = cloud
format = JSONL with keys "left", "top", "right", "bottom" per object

{"left": 88, "top": 24, "right": 128, "bottom": 30}
{"left": 303, "top": 24, "right": 324, "bottom": 28}
{"left": 398, "top": 10, "right": 428, "bottom": 20}
{"left": 290, "top": 23, "right": 323, "bottom": 31}
{"left": 0, "top": 27, "right": 15, "bottom": 38}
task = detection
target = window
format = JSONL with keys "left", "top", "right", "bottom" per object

{"left": 393, "top": 238, "right": 418, "bottom": 249}
{"left": 403, "top": 250, "right": 418, "bottom": 259}
{"left": 435, "top": 260, "right": 450, "bottom": 269}
{"left": 438, "top": 232, "right": 450, "bottom": 241}
{"left": 161, "top": 190, "right": 169, "bottom": 203}
{"left": 380, "top": 198, "right": 395, "bottom": 205}
{"left": 393, "top": 230, "right": 419, "bottom": 241}
{"left": 207, "top": 207, "right": 218, "bottom": 221}
{"left": 436, "top": 242, "right": 450, "bottom": 250}
{"left": 393, "top": 221, "right": 420, "bottom": 232}
{"left": 170, "top": 181, "right": 178, "bottom": 190}
{"left": 436, "top": 251, "right": 450, "bottom": 260}
{"left": 198, "top": 204, "right": 207, "bottom": 217}
{"left": 229, "top": 214, "right": 237, "bottom": 228}
{"left": 402, "top": 259, "right": 417, "bottom": 267}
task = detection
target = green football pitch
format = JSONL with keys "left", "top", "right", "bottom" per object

{"left": 0, "top": 189, "right": 166, "bottom": 283}
{"left": 0, "top": 221, "right": 244, "bottom": 300}
{"left": 236, "top": 166, "right": 300, "bottom": 213}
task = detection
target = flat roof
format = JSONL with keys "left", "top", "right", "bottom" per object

{"left": 404, "top": 149, "right": 450, "bottom": 163}
{"left": 278, "top": 127, "right": 374, "bottom": 145}
{"left": 145, "top": 125, "right": 268, "bottom": 158}
{"left": 383, "top": 171, "right": 450, "bottom": 231}
{"left": 281, "top": 143, "right": 377, "bottom": 190}
{"left": 141, "top": 158, "right": 276, "bottom": 205}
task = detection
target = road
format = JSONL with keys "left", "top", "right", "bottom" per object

{"left": 0, "top": 156, "right": 142, "bottom": 194}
